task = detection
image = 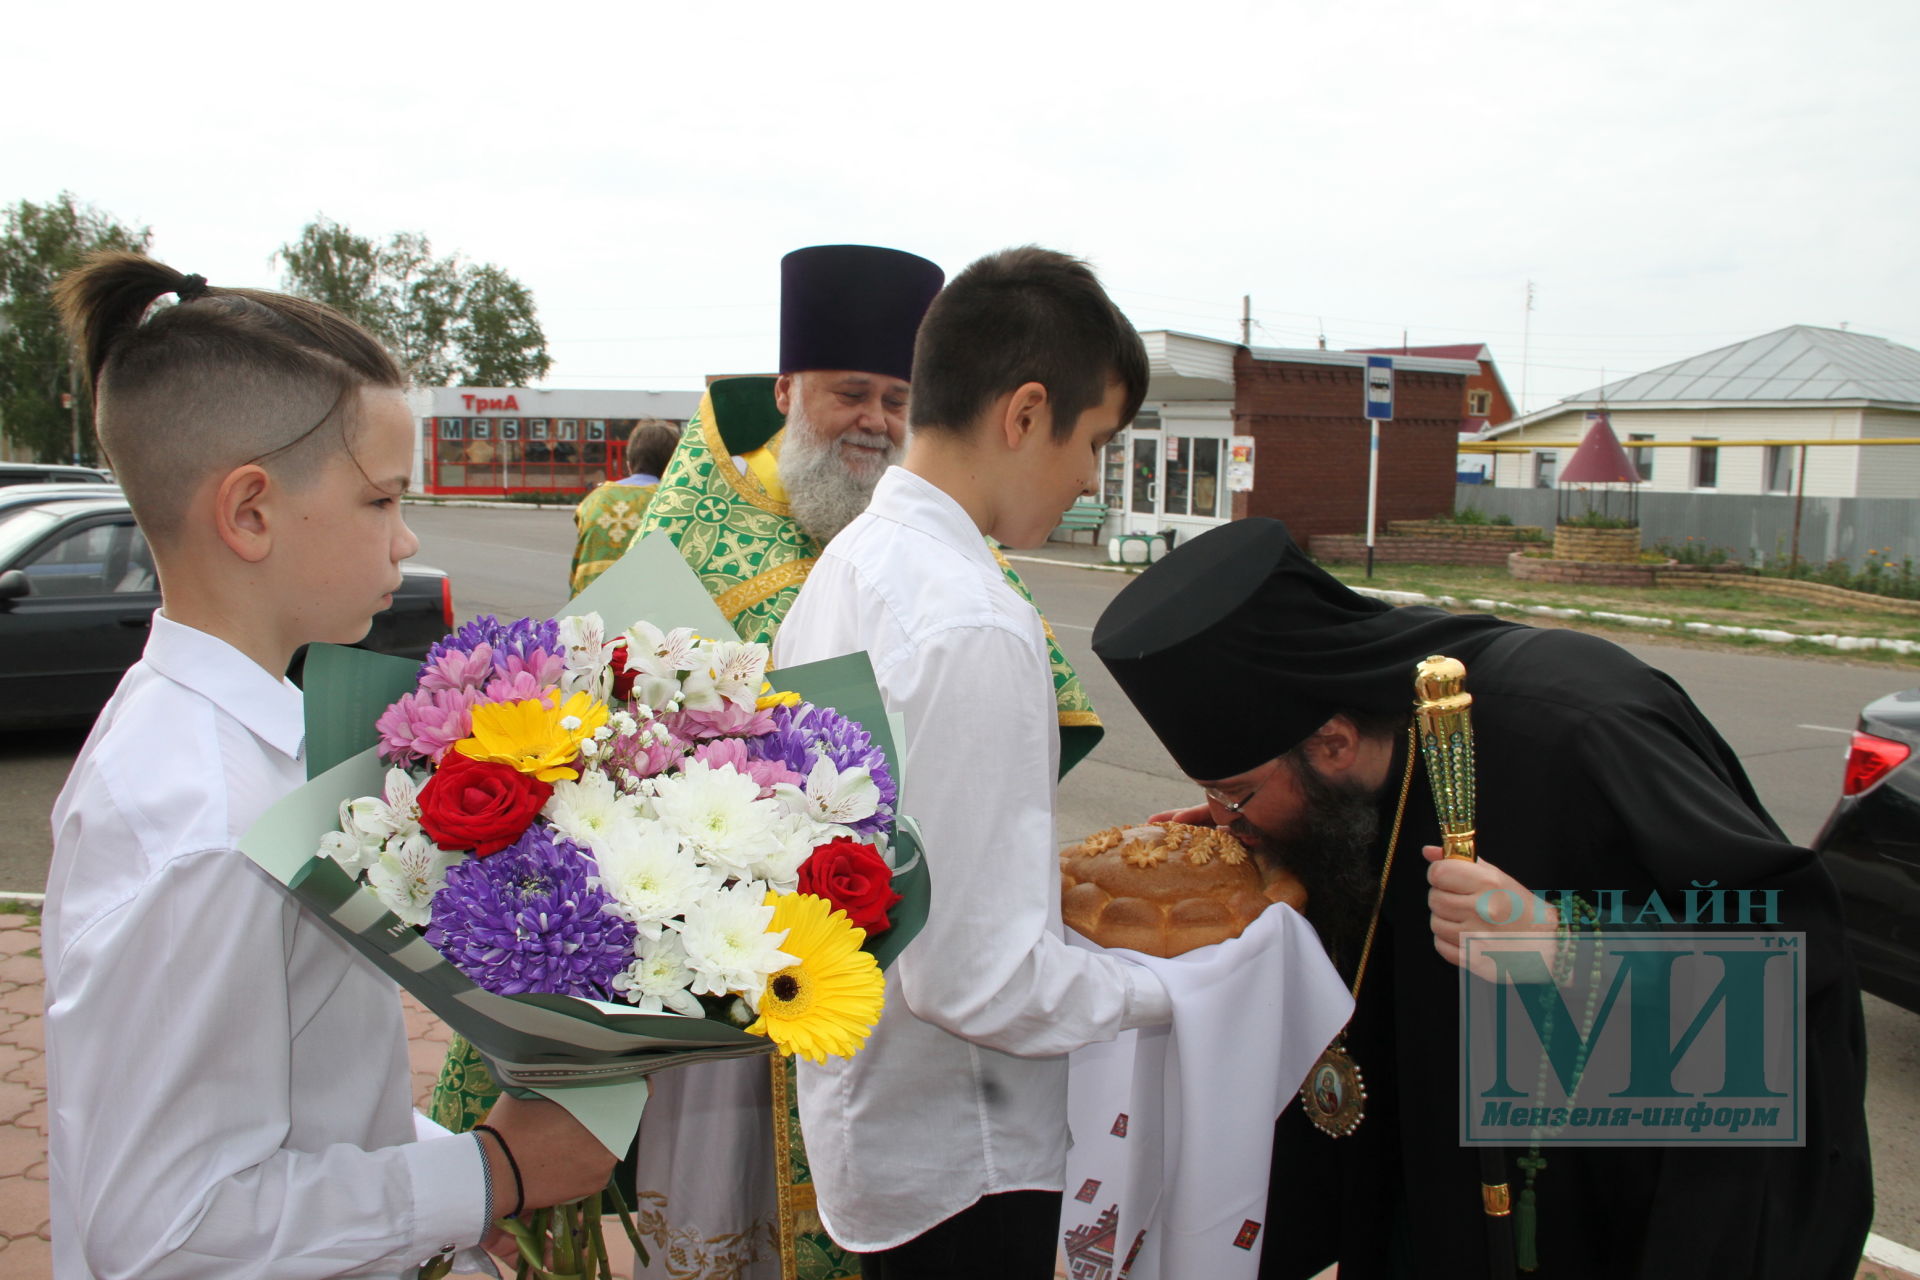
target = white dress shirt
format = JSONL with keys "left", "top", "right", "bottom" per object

{"left": 44, "top": 613, "right": 489, "bottom": 1279}
{"left": 772, "top": 466, "right": 1173, "bottom": 1251}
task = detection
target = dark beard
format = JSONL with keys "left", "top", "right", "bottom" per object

{"left": 1232, "top": 756, "right": 1383, "bottom": 976}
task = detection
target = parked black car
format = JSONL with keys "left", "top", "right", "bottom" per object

{"left": 0, "top": 495, "right": 451, "bottom": 728}
{"left": 0, "top": 462, "right": 114, "bottom": 486}
{"left": 1813, "top": 687, "right": 1920, "bottom": 1013}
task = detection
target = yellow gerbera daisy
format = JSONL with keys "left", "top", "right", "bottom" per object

{"left": 747, "top": 893, "right": 885, "bottom": 1063}
{"left": 756, "top": 681, "right": 802, "bottom": 711}
{"left": 455, "top": 690, "right": 609, "bottom": 782}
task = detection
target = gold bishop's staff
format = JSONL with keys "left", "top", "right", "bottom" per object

{"left": 1414, "top": 656, "right": 1517, "bottom": 1280}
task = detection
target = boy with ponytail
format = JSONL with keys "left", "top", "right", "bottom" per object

{"left": 42, "top": 254, "right": 613, "bottom": 1279}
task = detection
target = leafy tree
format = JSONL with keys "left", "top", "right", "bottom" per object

{"left": 276, "top": 218, "right": 551, "bottom": 387}
{"left": 0, "top": 194, "right": 150, "bottom": 463}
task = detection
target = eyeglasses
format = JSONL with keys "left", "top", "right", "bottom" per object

{"left": 1203, "top": 762, "right": 1282, "bottom": 817}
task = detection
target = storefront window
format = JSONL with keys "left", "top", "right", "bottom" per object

{"left": 1190, "top": 437, "right": 1221, "bottom": 517}
{"left": 1130, "top": 437, "right": 1158, "bottom": 515}
{"left": 1161, "top": 436, "right": 1223, "bottom": 517}
{"left": 1101, "top": 438, "right": 1127, "bottom": 509}
{"left": 1165, "top": 437, "right": 1190, "bottom": 515}
{"left": 426, "top": 413, "right": 687, "bottom": 492}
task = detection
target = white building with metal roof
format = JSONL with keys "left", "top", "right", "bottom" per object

{"left": 1478, "top": 325, "right": 1920, "bottom": 498}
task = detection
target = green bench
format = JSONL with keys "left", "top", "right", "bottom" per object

{"left": 1051, "top": 499, "right": 1108, "bottom": 545}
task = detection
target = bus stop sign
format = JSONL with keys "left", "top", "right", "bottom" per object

{"left": 1365, "top": 355, "right": 1394, "bottom": 421}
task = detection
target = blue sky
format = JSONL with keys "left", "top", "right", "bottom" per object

{"left": 11, "top": 0, "right": 1917, "bottom": 410}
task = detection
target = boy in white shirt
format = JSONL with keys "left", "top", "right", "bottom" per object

{"left": 772, "top": 246, "right": 1172, "bottom": 1277}
{"left": 42, "top": 253, "right": 614, "bottom": 1279}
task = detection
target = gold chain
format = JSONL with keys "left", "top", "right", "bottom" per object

{"left": 1346, "top": 722, "right": 1418, "bottom": 1001}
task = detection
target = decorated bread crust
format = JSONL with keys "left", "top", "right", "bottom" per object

{"left": 1060, "top": 823, "right": 1307, "bottom": 958}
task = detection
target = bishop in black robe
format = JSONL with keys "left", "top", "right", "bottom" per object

{"left": 1093, "top": 518, "right": 1873, "bottom": 1280}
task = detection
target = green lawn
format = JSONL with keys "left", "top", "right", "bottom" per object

{"left": 1318, "top": 561, "right": 1920, "bottom": 665}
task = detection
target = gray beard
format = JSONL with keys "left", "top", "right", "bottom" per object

{"left": 777, "top": 401, "right": 901, "bottom": 544}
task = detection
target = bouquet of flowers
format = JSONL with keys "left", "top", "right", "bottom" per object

{"left": 239, "top": 536, "right": 925, "bottom": 1278}
{"left": 349, "top": 608, "right": 903, "bottom": 1056}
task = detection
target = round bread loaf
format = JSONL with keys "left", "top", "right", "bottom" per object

{"left": 1060, "top": 823, "right": 1307, "bottom": 958}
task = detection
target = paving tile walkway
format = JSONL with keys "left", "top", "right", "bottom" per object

{"left": 0, "top": 914, "right": 1909, "bottom": 1279}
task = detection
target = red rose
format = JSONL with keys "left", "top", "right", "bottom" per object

{"left": 609, "top": 639, "right": 638, "bottom": 702}
{"left": 416, "top": 752, "right": 553, "bottom": 856}
{"left": 797, "top": 837, "right": 902, "bottom": 936}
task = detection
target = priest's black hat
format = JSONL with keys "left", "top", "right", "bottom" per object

{"left": 779, "top": 245, "right": 945, "bottom": 383}
{"left": 1092, "top": 518, "right": 1514, "bottom": 780}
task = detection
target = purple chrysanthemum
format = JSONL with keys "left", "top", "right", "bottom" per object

{"left": 749, "top": 703, "right": 896, "bottom": 837}
{"left": 425, "top": 825, "right": 636, "bottom": 999}
{"left": 420, "top": 616, "right": 562, "bottom": 681}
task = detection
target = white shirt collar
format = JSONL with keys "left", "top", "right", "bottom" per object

{"left": 864, "top": 466, "right": 1000, "bottom": 573}
{"left": 142, "top": 612, "right": 307, "bottom": 761}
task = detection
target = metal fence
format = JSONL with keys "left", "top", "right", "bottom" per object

{"left": 1452, "top": 484, "right": 1920, "bottom": 569}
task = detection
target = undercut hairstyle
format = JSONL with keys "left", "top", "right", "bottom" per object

{"left": 908, "top": 245, "right": 1148, "bottom": 442}
{"left": 623, "top": 419, "right": 681, "bottom": 478}
{"left": 53, "top": 251, "right": 405, "bottom": 542}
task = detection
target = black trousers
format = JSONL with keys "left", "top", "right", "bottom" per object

{"left": 856, "top": 1189, "right": 1063, "bottom": 1280}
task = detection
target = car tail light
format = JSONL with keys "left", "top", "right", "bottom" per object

{"left": 439, "top": 577, "right": 455, "bottom": 629}
{"left": 1842, "top": 730, "right": 1910, "bottom": 796}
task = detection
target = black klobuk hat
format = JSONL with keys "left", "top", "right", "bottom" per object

{"left": 1092, "top": 518, "right": 1513, "bottom": 780}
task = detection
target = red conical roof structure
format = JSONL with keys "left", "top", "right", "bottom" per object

{"left": 1559, "top": 413, "right": 1642, "bottom": 484}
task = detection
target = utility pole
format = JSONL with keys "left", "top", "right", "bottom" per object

{"left": 1241, "top": 295, "right": 1251, "bottom": 346}
{"left": 68, "top": 363, "right": 81, "bottom": 465}
{"left": 1519, "top": 279, "right": 1535, "bottom": 416}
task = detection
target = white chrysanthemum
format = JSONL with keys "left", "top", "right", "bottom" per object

{"left": 649, "top": 760, "right": 783, "bottom": 880}
{"left": 543, "top": 769, "right": 645, "bottom": 855}
{"left": 592, "top": 824, "right": 723, "bottom": 940}
{"left": 671, "top": 880, "right": 796, "bottom": 1000}
{"left": 611, "top": 932, "right": 704, "bottom": 1016}
{"left": 774, "top": 757, "right": 880, "bottom": 828}
{"left": 367, "top": 833, "right": 465, "bottom": 927}
{"left": 678, "top": 640, "right": 771, "bottom": 713}
{"left": 749, "top": 812, "right": 832, "bottom": 894}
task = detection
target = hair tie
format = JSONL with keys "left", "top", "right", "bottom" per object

{"left": 175, "top": 273, "right": 209, "bottom": 303}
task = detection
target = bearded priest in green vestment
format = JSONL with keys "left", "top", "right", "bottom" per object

{"left": 430, "top": 244, "right": 1104, "bottom": 1279}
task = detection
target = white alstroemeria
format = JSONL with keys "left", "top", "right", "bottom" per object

{"left": 774, "top": 757, "right": 881, "bottom": 829}
{"left": 678, "top": 640, "right": 771, "bottom": 713}
{"left": 648, "top": 760, "right": 782, "bottom": 881}
{"left": 366, "top": 833, "right": 465, "bottom": 927}
{"left": 592, "top": 824, "right": 723, "bottom": 940}
{"left": 627, "top": 621, "right": 702, "bottom": 672}
{"left": 318, "top": 829, "right": 378, "bottom": 876}
{"left": 323, "top": 769, "right": 425, "bottom": 874}
{"left": 671, "top": 880, "right": 797, "bottom": 1001}
{"left": 543, "top": 769, "right": 645, "bottom": 855}
{"left": 611, "top": 932, "right": 704, "bottom": 1016}
{"left": 557, "top": 612, "right": 620, "bottom": 699}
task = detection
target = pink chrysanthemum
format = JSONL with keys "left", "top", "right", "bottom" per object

{"left": 376, "top": 686, "right": 481, "bottom": 764}
{"left": 691, "top": 738, "right": 805, "bottom": 798}
{"left": 668, "top": 702, "right": 777, "bottom": 742}
{"left": 419, "top": 643, "right": 495, "bottom": 694}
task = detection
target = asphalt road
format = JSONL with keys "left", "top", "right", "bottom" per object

{"left": 4, "top": 501, "right": 1918, "bottom": 1245}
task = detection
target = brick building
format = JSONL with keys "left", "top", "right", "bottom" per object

{"left": 1095, "top": 333, "right": 1477, "bottom": 545}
